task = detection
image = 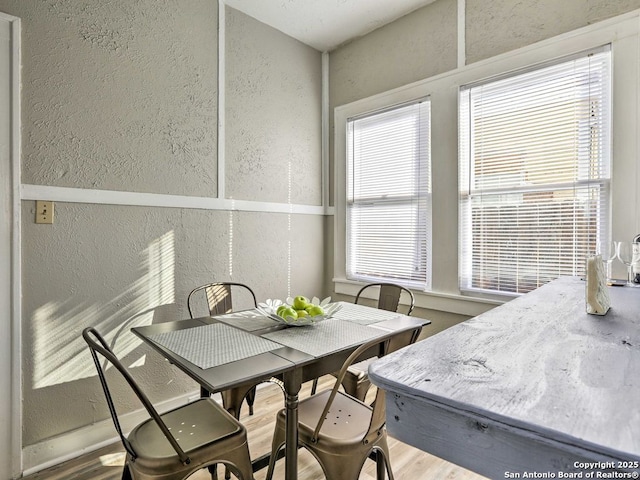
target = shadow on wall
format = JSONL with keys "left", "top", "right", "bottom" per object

{"left": 31, "top": 230, "right": 176, "bottom": 389}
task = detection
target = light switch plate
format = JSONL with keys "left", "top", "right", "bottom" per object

{"left": 35, "top": 201, "right": 54, "bottom": 224}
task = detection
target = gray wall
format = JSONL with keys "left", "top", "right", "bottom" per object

{"left": 6, "top": 0, "right": 640, "bottom": 466}
{"left": 465, "top": 0, "right": 640, "bottom": 64}
{"left": 225, "top": 7, "right": 322, "bottom": 204}
{"left": 327, "top": 0, "right": 640, "bottom": 332}
{"left": 0, "top": 0, "right": 324, "bottom": 451}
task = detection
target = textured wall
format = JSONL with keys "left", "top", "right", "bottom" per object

{"left": 0, "top": 0, "right": 326, "bottom": 453}
{"left": 5, "top": 0, "right": 218, "bottom": 196}
{"left": 225, "top": 7, "right": 323, "bottom": 205}
{"left": 329, "top": 0, "right": 640, "bottom": 113}
{"left": 329, "top": 0, "right": 457, "bottom": 109}
{"left": 21, "top": 202, "right": 324, "bottom": 445}
{"left": 11, "top": 0, "right": 639, "bottom": 462}
{"left": 466, "top": 0, "right": 640, "bottom": 64}
{"left": 327, "top": 0, "right": 457, "bottom": 207}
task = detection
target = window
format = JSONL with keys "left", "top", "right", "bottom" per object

{"left": 459, "top": 47, "right": 612, "bottom": 295}
{"left": 346, "top": 100, "right": 432, "bottom": 288}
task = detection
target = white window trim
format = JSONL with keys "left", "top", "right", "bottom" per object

{"left": 334, "top": 10, "right": 640, "bottom": 315}
{"left": 346, "top": 99, "right": 432, "bottom": 289}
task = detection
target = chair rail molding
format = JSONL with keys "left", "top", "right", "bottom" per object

{"left": 21, "top": 184, "right": 334, "bottom": 216}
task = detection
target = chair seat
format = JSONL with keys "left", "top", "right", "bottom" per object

{"left": 278, "top": 390, "right": 372, "bottom": 446}
{"left": 130, "top": 398, "right": 242, "bottom": 459}
{"left": 128, "top": 398, "right": 252, "bottom": 478}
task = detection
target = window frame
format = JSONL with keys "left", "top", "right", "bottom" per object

{"left": 345, "top": 99, "right": 432, "bottom": 289}
{"left": 333, "top": 12, "right": 640, "bottom": 314}
{"left": 458, "top": 47, "right": 612, "bottom": 296}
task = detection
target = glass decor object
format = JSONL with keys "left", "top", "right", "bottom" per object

{"left": 616, "top": 241, "right": 640, "bottom": 287}
{"left": 596, "top": 240, "right": 617, "bottom": 282}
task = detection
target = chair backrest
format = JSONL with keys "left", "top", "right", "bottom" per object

{"left": 355, "top": 282, "right": 415, "bottom": 315}
{"left": 82, "top": 327, "right": 191, "bottom": 465}
{"left": 187, "top": 282, "right": 257, "bottom": 318}
{"left": 311, "top": 327, "right": 422, "bottom": 444}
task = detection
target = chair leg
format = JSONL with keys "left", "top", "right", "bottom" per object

{"left": 376, "top": 449, "right": 386, "bottom": 480}
{"left": 265, "top": 422, "right": 286, "bottom": 480}
{"left": 222, "top": 441, "right": 255, "bottom": 480}
{"left": 220, "top": 386, "right": 256, "bottom": 480}
{"left": 208, "top": 463, "right": 219, "bottom": 480}
{"left": 373, "top": 441, "right": 394, "bottom": 480}
{"left": 310, "top": 378, "right": 318, "bottom": 395}
{"left": 315, "top": 452, "right": 366, "bottom": 480}
{"left": 121, "top": 464, "right": 133, "bottom": 480}
{"left": 246, "top": 386, "right": 256, "bottom": 416}
{"left": 265, "top": 442, "right": 284, "bottom": 480}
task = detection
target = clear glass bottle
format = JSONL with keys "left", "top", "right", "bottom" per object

{"left": 634, "top": 234, "right": 640, "bottom": 283}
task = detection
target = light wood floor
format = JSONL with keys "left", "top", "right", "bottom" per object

{"left": 23, "top": 377, "right": 488, "bottom": 480}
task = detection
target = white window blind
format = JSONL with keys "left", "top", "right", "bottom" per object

{"left": 347, "top": 100, "right": 431, "bottom": 288}
{"left": 459, "top": 46, "right": 611, "bottom": 295}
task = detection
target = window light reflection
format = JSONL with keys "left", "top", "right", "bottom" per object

{"left": 32, "top": 231, "right": 175, "bottom": 389}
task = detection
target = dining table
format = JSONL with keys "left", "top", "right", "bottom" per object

{"left": 131, "top": 300, "right": 429, "bottom": 480}
{"left": 368, "top": 276, "right": 640, "bottom": 479}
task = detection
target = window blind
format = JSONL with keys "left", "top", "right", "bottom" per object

{"left": 459, "top": 46, "right": 611, "bottom": 295}
{"left": 347, "top": 100, "right": 431, "bottom": 288}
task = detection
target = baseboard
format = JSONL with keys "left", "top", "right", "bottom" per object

{"left": 21, "top": 389, "right": 202, "bottom": 476}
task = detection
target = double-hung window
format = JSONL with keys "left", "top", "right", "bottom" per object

{"left": 346, "top": 99, "right": 432, "bottom": 289}
{"left": 459, "top": 46, "right": 612, "bottom": 295}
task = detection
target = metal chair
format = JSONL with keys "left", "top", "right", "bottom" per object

{"left": 187, "top": 282, "right": 258, "bottom": 318}
{"left": 355, "top": 282, "right": 415, "bottom": 316}
{"left": 187, "top": 282, "right": 259, "bottom": 418}
{"left": 82, "top": 327, "right": 254, "bottom": 480}
{"left": 265, "top": 329, "right": 422, "bottom": 480}
{"left": 311, "top": 282, "right": 416, "bottom": 400}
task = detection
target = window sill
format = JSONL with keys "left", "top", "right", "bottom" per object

{"left": 333, "top": 278, "right": 504, "bottom": 318}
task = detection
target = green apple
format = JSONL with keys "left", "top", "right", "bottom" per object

{"left": 296, "top": 309, "right": 309, "bottom": 318}
{"left": 276, "top": 305, "right": 288, "bottom": 316}
{"left": 306, "top": 305, "right": 324, "bottom": 317}
{"left": 278, "top": 306, "right": 298, "bottom": 320}
{"left": 292, "top": 295, "right": 310, "bottom": 310}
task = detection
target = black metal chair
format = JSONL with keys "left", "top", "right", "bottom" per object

{"left": 82, "top": 327, "right": 254, "bottom": 480}
{"left": 311, "top": 282, "right": 416, "bottom": 400}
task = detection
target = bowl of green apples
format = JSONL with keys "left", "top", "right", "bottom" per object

{"left": 258, "top": 296, "right": 341, "bottom": 326}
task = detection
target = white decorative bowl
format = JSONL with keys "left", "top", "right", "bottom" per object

{"left": 257, "top": 297, "right": 341, "bottom": 327}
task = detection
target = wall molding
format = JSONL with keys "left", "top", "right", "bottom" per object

{"left": 217, "top": 0, "right": 226, "bottom": 200}
{"left": 5, "top": 12, "right": 22, "bottom": 480}
{"left": 457, "top": 0, "right": 465, "bottom": 68}
{"left": 21, "top": 184, "right": 335, "bottom": 216}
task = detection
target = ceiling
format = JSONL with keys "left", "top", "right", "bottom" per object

{"left": 224, "top": 0, "right": 438, "bottom": 52}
